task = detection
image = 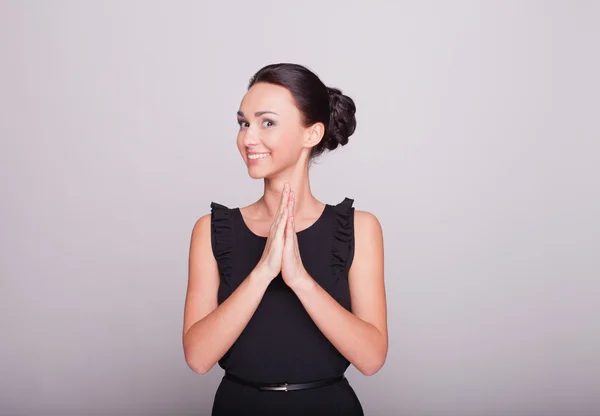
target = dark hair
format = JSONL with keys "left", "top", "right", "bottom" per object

{"left": 248, "top": 63, "right": 356, "bottom": 160}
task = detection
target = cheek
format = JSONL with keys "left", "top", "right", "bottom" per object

{"left": 268, "top": 128, "right": 303, "bottom": 156}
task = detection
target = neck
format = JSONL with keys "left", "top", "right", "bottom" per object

{"left": 260, "top": 153, "right": 318, "bottom": 218}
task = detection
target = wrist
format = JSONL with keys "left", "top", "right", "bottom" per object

{"left": 250, "top": 266, "right": 276, "bottom": 285}
{"left": 289, "top": 271, "right": 315, "bottom": 293}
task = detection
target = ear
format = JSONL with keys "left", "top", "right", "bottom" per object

{"left": 303, "top": 122, "right": 325, "bottom": 149}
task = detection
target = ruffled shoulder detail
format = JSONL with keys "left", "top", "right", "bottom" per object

{"left": 331, "top": 197, "right": 355, "bottom": 282}
{"left": 210, "top": 202, "right": 233, "bottom": 285}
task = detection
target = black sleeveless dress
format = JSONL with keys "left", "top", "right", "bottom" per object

{"left": 209, "top": 197, "right": 364, "bottom": 415}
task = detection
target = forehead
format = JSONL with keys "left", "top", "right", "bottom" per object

{"left": 239, "top": 82, "right": 296, "bottom": 114}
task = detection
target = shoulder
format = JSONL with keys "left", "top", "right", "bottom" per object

{"left": 191, "top": 213, "right": 211, "bottom": 243}
{"left": 353, "top": 209, "right": 383, "bottom": 238}
{"left": 191, "top": 201, "right": 231, "bottom": 240}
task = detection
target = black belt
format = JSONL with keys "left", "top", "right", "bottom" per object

{"left": 224, "top": 373, "right": 345, "bottom": 392}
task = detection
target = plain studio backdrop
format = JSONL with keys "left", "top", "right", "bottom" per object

{"left": 1, "top": 1, "right": 599, "bottom": 415}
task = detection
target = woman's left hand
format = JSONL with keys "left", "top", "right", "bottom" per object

{"left": 281, "top": 190, "right": 310, "bottom": 289}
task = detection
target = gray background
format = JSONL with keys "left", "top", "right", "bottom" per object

{"left": 1, "top": 1, "right": 599, "bottom": 415}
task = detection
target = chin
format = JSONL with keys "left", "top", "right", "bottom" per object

{"left": 246, "top": 165, "right": 269, "bottom": 179}
{"left": 248, "top": 170, "right": 266, "bottom": 179}
{"left": 247, "top": 165, "right": 283, "bottom": 180}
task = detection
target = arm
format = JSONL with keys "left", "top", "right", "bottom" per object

{"left": 182, "top": 214, "right": 271, "bottom": 375}
{"left": 291, "top": 210, "right": 388, "bottom": 376}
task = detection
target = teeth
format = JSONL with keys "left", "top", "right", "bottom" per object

{"left": 248, "top": 153, "right": 270, "bottom": 160}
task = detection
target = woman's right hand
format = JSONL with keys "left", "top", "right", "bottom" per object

{"left": 254, "top": 182, "right": 291, "bottom": 281}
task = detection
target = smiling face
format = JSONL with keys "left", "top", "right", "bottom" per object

{"left": 236, "top": 82, "right": 314, "bottom": 179}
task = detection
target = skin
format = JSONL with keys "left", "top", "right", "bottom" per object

{"left": 182, "top": 82, "right": 388, "bottom": 377}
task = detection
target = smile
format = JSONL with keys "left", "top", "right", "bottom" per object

{"left": 248, "top": 152, "right": 270, "bottom": 160}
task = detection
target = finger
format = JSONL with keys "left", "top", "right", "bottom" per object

{"left": 288, "top": 191, "right": 295, "bottom": 215}
{"left": 294, "top": 223, "right": 301, "bottom": 256}
{"left": 270, "top": 185, "right": 290, "bottom": 237}
{"left": 288, "top": 213, "right": 300, "bottom": 254}
{"left": 283, "top": 183, "right": 291, "bottom": 206}
{"left": 284, "top": 191, "right": 293, "bottom": 234}
{"left": 284, "top": 191, "right": 294, "bottom": 235}
{"left": 285, "top": 214, "right": 294, "bottom": 243}
{"left": 280, "top": 182, "right": 289, "bottom": 206}
{"left": 276, "top": 206, "right": 288, "bottom": 240}
{"left": 287, "top": 194, "right": 296, "bottom": 243}
{"left": 275, "top": 183, "right": 290, "bottom": 222}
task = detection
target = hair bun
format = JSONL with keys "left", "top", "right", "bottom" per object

{"left": 326, "top": 87, "right": 357, "bottom": 151}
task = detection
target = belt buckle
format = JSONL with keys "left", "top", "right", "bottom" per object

{"left": 263, "top": 382, "right": 288, "bottom": 392}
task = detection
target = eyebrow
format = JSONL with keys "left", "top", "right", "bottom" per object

{"left": 237, "top": 110, "right": 279, "bottom": 117}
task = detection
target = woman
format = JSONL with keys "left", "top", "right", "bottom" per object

{"left": 183, "top": 63, "right": 387, "bottom": 415}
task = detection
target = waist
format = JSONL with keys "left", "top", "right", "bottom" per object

{"left": 224, "top": 372, "right": 346, "bottom": 392}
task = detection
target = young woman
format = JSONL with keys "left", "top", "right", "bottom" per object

{"left": 183, "top": 63, "right": 387, "bottom": 415}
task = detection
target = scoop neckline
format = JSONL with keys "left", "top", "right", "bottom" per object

{"left": 235, "top": 204, "right": 330, "bottom": 240}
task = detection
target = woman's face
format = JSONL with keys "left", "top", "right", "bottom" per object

{"left": 236, "top": 82, "right": 308, "bottom": 179}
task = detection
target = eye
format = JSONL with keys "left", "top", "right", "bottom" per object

{"left": 237, "top": 119, "right": 249, "bottom": 128}
{"left": 262, "top": 119, "right": 275, "bottom": 127}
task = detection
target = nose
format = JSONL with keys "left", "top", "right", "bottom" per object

{"left": 242, "top": 124, "right": 260, "bottom": 147}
